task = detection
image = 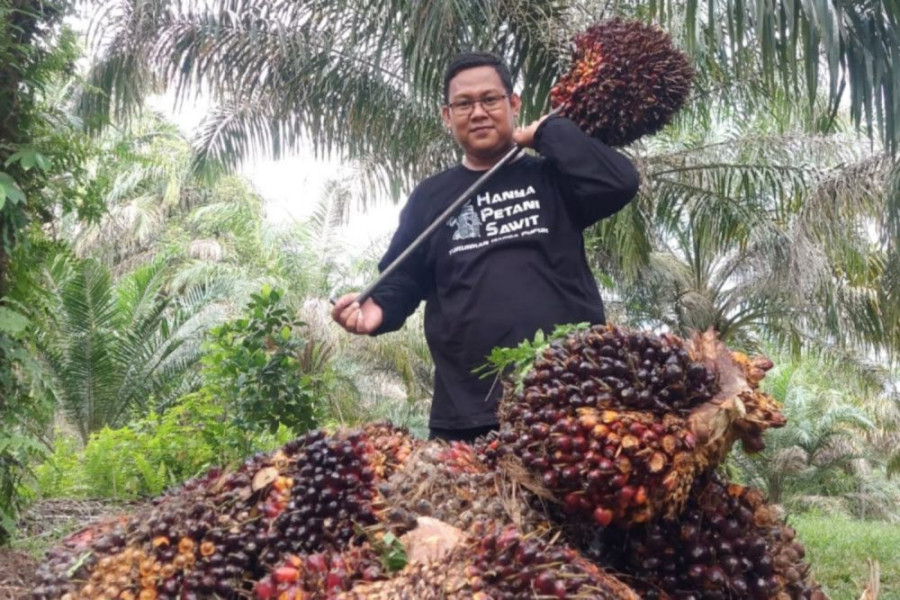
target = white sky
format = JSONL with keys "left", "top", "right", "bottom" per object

{"left": 148, "top": 94, "right": 404, "bottom": 253}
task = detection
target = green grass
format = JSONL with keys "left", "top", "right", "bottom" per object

{"left": 791, "top": 513, "right": 900, "bottom": 600}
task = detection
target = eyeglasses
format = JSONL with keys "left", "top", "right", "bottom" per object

{"left": 445, "top": 94, "right": 509, "bottom": 116}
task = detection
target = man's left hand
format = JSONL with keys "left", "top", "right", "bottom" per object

{"left": 513, "top": 113, "right": 551, "bottom": 148}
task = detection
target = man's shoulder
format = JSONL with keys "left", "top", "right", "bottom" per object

{"left": 414, "top": 164, "right": 466, "bottom": 193}
{"left": 402, "top": 164, "right": 467, "bottom": 210}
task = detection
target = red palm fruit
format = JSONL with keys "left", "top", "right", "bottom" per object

{"left": 273, "top": 565, "right": 299, "bottom": 584}
{"left": 254, "top": 577, "right": 276, "bottom": 599}
{"left": 593, "top": 507, "right": 614, "bottom": 527}
{"left": 306, "top": 554, "right": 328, "bottom": 573}
{"left": 616, "top": 485, "right": 636, "bottom": 507}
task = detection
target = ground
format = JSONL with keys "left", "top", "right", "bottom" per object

{"left": 0, "top": 549, "right": 37, "bottom": 600}
{"left": 1, "top": 498, "right": 136, "bottom": 599}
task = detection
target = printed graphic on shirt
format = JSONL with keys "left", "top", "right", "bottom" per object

{"left": 447, "top": 185, "right": 549, "bottom": 255}
{"left": 447, "top": 202, "right": 482, "bottom": 240}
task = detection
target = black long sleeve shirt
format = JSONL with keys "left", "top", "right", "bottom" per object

{"left": 370, "top": 116, "right": 640, "bottom": 429}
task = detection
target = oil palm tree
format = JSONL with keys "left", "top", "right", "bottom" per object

{"left": 78, "top": 0, "right": 900, "bottom": 192}
{"left": 34, "top": 254, "right": 222, "bottom": 443}
{"left": 587, "top": 84, "right": 900, "bottom": 358}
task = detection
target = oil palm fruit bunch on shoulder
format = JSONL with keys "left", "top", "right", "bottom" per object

{"left": 340, "top": 522, "right": 641, "bottom": 599}
{"left": 495, "top": 324, "right": 786, "bottom": 526}
{"left": 31, "top": 424, "right": 416, "bottom": 600}
{"left": 550, "top": 18, "right": 694, "bottom": 146}
{"left": 604, "top": 471, "right": 826, "bottom": 600}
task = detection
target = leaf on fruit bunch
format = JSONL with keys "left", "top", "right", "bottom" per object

{"left": 379, "top": 531, "right": 409, "bottom": 572}
{"left": 252, "top": 466, "right": 279, "bottom": 491}
{"left": 476, "top": 322, "right": 591, "bottom": 391}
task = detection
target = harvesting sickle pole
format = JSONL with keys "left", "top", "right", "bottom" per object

{"left": 330, "top": 18, "right": 694, "bottom": 306}
{"left": 339, "top": 104, "right": 564, "bottom": 307}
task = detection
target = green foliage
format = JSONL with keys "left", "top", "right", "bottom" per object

{"left": 791, "top": 513, "right": 900, "bottom": 599}
{"left": 0, "top": 305, "right": 52, "bottom": 543}
{"left": 0, "top": 0, "right": 107, "bottom": 540}
{"left": 35, "top": 392, "right": 294, "bottom": 500}
{"left": 1, "top": 2, "right": 106, "bottom": 287}
{"left": 731, "top": 356, "right": 900, "bottom": 519}
{"left": 200, "top": 286, "right": 327, "bottom": 446}
{"left": 477, "top": 322, "right": 590, "bottom": 391}
{"left": 35, "top": 255, "right": 213, "bottom": 442}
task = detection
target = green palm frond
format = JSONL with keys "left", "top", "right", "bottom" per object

{"left": 653, "top": 0, "right": 900, "bottom": 152}
{"left": 33, "top": 254, "right": 219, "bottom": 441}
{"left": 80, "top": 0, "right": 172, "bottom": 128}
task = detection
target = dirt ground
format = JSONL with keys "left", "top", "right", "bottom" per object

{"left": 0, "top": 548, "right": 37, "bottom": 599}
{"left": 1, "top": 498, "right": 136, "bottom": 599}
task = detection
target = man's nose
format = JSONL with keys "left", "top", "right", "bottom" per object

{"left": 470, "top": 101, "right": 490, "bottom": 118}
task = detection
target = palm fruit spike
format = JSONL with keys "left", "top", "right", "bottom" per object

{"left": 339, "top": 522, "right": 641, "bottom": 600}
{"left": 376, "top": 440, "right": 548, "bottom": 534}
{"left": 550, "top": 18, "right": 694, "bottom": 146}
{"left": 604, "top": 471, "right": 827, "bottom": 600}
{"left": 32, "top": 424, "right": 412, "bottom": 600}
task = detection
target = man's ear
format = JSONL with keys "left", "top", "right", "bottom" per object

{"left": 510, "top": 93, "right": 522, "bottom": 119}
{"left": 441, "top": 106, "right": 452, "bottom": 130}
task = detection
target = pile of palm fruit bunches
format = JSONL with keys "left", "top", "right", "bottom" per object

{"left": 32, "top": 324, "right": 829, "bottom": 600}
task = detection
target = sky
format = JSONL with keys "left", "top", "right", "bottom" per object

{"left": 150, "top": 96, "right": 404, "bottom": 254}
{"left": 72, "top": 8, "right": 405, "bottom": 255}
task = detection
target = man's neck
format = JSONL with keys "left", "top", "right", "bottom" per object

{"left": 462, "top": 144, "right": 520, "bottom": 171}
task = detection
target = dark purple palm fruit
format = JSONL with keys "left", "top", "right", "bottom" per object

{"left": 599, "top": 472, "right": 828, "bottom": 600}
{"left": 550, "top": 18, "right": 694, "bottom": 146}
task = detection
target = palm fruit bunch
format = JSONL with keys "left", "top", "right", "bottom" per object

{"left": 339, "top": 523, "right": 641, "bottom": 599}
{"left": 31, "top": 423, "right": 416, "bottom": 600}
{"left": 495, "top": 324, "right": 786, "bottom": 527}
{"left": 550, "top": 18, "right": 694, "bottom": 146}
{"left": 377, "top": 440, "right": 549, "bottom": 533}
{"left": 602, "top": 471, "right": 826, "bottom": 600}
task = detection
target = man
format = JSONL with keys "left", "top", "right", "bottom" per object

{"left": 332, "top": 52, "right": 639, "bottom": 442}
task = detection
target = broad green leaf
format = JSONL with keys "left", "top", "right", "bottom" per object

{"left": 0, "top": 307, "right": 29, "bottom": 335}
{"left": 3, "top": 149, "right": 47, "bottom": 171}
{"left": 0, "top": 172, "right": 26, "bottom": 206}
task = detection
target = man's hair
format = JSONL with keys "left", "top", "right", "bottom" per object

{"left": 443, "top": 52, "right": 514, "bottom": 103}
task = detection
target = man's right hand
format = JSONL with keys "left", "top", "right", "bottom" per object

{"left": 330, "top": 293, "right": 384, "bottom": 334}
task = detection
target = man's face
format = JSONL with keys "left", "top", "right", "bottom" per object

{"left": 442, "top": 65, "right": 521, "bottom": 167}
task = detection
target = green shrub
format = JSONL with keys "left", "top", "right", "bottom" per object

{"left": 199, "top": 286, "right": 328, "bottom": 447}
{"left": 0, "top": 309, "right": 53, "bottom": 543}
{"left": 35, "top": 393, "right": 295, "bottom": 500}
